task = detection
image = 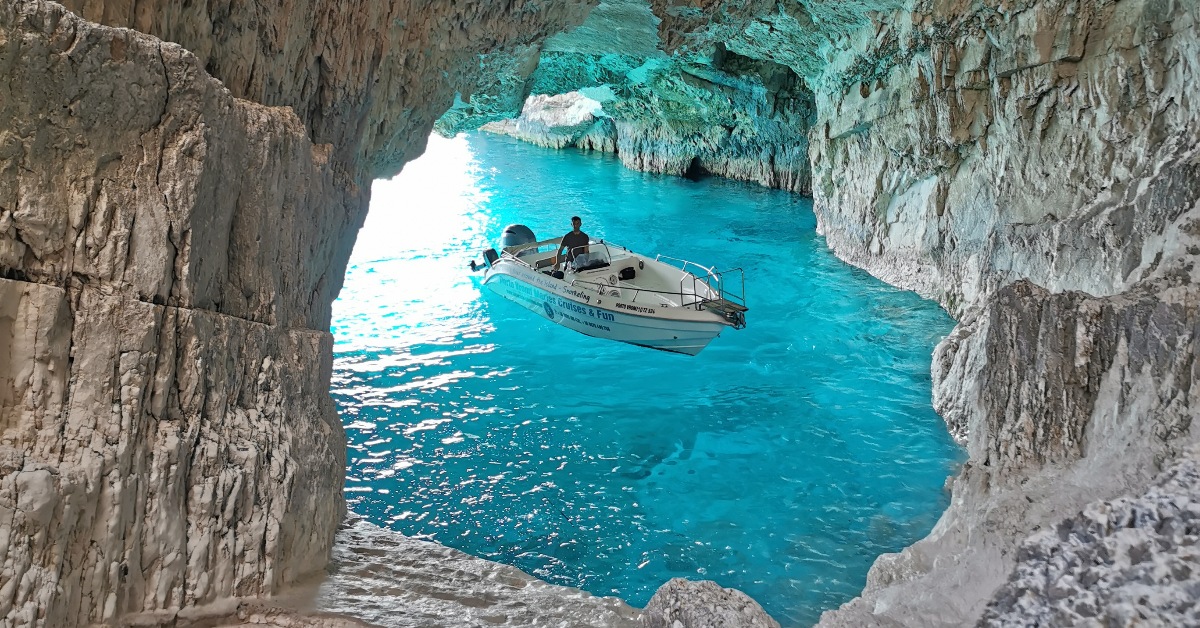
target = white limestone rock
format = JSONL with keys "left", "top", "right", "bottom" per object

{"left": 641, "top": 578, "right": 780, "bottom": 628}
{"left": 979, "top": 451, "right": 1200, "bottom": 627}
{"left": 473, "top": 0, "right": 817, "bottom": 193}
{"left": 820, "top": 272, "right": 1198, "bottom": 627}
{"left": 0, "top": 284, "right": 347, "bottom": 625}
{"left": 482, "top": 92, "right": 617, "bottom": 151}
{"left": 312, "top": 517, "right": 643, "bottom": 628}
{"left": 807, "top": 0, "right": 1200, "bottom": 315}
{"left": 0, "top": 4, "right": 348, "bottom": 623}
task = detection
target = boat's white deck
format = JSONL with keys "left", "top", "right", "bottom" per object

{"left": 501, "top": 239, "right": 716, "bottom": 309}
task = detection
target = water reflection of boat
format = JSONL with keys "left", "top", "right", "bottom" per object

{"left": 472, "top": 224, "right": 747, "bottom": 355}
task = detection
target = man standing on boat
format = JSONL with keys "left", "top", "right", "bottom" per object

{"left": 556, "top": 216, "right": 590, "bottom": 268}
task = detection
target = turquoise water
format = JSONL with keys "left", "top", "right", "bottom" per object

{"left": 331, "top": 133, "right": 963, "bottom": 626}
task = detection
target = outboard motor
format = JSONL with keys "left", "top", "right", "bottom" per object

{"left": 470, "top": 248, "right": 499, "bottom": 272}
{"left": 500, "top": 224, "right": 537, "bottom": 256}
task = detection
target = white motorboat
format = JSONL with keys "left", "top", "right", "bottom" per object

{"left": 472, "top": 224, "right": 747, "bottom": 355}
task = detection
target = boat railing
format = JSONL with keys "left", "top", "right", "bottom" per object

{"left": 687, "top": 268, "right": 746, "bottom": 305}
{"left": 570, "top": 265, "right": 745, "bottom": 310}
{"left": 654, "top": 254, "right": 716, "bottom": 281}
{"left": 570, "top": 279, "right": 693, "bottom": 307}
{"left": 501, "top": 238, "right": 564, "bottom": 270}
{"left": 681, "top": 267, "right": 748, "bottom": 329}
{"left": 655, "top": 254, "right": 746, "bottom": 307}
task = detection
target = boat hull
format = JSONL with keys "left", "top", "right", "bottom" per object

{"left": 483, "top": 264, "right": 728, "bottom": 356}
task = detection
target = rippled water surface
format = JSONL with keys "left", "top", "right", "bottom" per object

{"left": 331, "top": 133, "right": 963, "bottom": 626}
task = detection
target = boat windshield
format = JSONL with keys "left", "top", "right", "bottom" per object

{"left": 566, "top": 241, "right": 611, "bottom": 271}
{"left": 502, "top": 238, "right": 614, "bottom": 272}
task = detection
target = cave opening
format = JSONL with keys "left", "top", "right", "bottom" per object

{"left": 682, "top": 156, "right": 708, "bottom": 182}
{"left": 323, "top": 131, "right": 963, "bottom": 625}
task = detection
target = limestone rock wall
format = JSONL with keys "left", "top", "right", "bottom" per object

{"left": 606, "top": 49, "right": 815, "bottom": 194}
{"left": 0, "top": 4, "right": 350, "bottom": 622}
{"left": 57, "top": 0, "right": 597, "bottom": 177}
{"left": 482, "top": 46, "right": 816, "bottom": 194}
{"left": 1, "top": 280, "right": 344, "bottom": 624}
{"left": 979, "top": 449, "right": 1200, "bottom": 627}
{"left": 459, "top": 0, "right": 816, "bottom": 194}
{"left": 814, "top": 0, "right": 1200, "bottom": 623}
{"left": 814, "top": 274, "right": 1198, "bottom": 626}
{"left": 935, "top": 278, "right": 1197, "bottom": 478}
{"left": 808, "top": 0, "right": 1200, "bottom": 313}
{"left": 0, "top": 1, "right": 359, "bottom": 331}
{"left": 0, "top": 0, "right": 596, "bottom": 623}
{"left": 649, "top": 0, "right": 1199, "bottom": 310}
{"left": 642, "top": 0, "right": 1200, "bottom": 625}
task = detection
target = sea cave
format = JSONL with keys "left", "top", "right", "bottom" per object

{"left": 0, "top": 0, "right": 1197, "bottom": 626}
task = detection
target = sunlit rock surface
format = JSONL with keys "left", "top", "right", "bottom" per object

{"left": 481, "top": 91, "right": 618, "bottom": 152}
{"left": 641, "top": 579, "right": 780, "bottom": 628}
{"left": 980, "top": 449, "right": 1200, "bottom": 627}
{"left": 314, "top": 518, "right": 642, "bottom": 628}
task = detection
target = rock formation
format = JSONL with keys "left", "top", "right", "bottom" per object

{"left": 1, "top": 5, "right": 349, "bottom": 621}
{"left": 979, "top": 449, "right": 1200, "bottom": 627}
{"left": 0, "top": 0, "right": 593, "bottom": 623}
{"left": 476, "top": 0, "right": 816, "bottom": 194}
{"left": 314, "top": 517, "right": 642, "bottom": 628}
{"left": 635, "top": 0, "right": 1200, "bottom": 624}
{"left": 481, "top": 91, "right": 619, "bottom": 153}
{"left": 2, "top": 0, "right": 1197, "bottom": 625}
{"left": 640, "top": 579, "right": 780, "bottom": 628}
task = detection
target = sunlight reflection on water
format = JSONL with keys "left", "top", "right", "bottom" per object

{"left": 329, "top": 133, "right": 963, "bottom": 626}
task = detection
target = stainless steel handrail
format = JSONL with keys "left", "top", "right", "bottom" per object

{"left": 655, "top": 253, "right": 716, "bottom": 279}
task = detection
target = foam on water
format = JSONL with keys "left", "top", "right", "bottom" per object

{"left": 330, "top": 133, "right": 964, "bottom": 626}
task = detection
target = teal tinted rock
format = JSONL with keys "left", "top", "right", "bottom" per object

{"left": 437, "top": 0, "right": 818, "bottom": 194}
{"left": 487, "top": 49, "right": 815, "bottom": 193}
